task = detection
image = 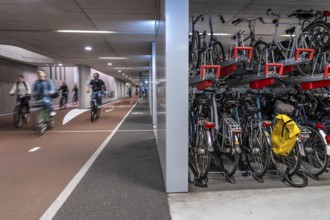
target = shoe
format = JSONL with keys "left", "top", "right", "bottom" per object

{"left": 50, "top": 111, "right": 57, "bottom": 117}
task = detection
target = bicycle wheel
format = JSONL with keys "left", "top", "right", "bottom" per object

{"left": 245, "top": 125, "right": 271, "bottom": 178}
{"left": 300, "top": 127, "right": 329, "bottom": 177}
{"left": 91, "top": 108, "right": 96, "bottom": 122}
{"left": 212, "top": 41, "right": 225, "bottom": 65}
{"left": 271, "top": 142, "right": 302, "bottom": 177}
{"left": 48, "top": 117, "right": 55, "bottom": 129}
{"left": 190, "top": 31, "right": 200, "bottom": 73}
{"left": 35, "top": 110, "right": 47, "bottom": 136}
{"left": 252, "top": 41, "right": 268, "bottom": 69}
{"left": 96, "top": 107, "right": 100, "bottom": 119}
{"left": 194, "top": 122, "right": 210, "bottom": 179}
{"left": 214, "top": 118, "right": 239, "bottom": 177}
{"left": 304, "top": 22, "right": 330, "bottom": 53}
{"left": 13, "top": 105, "right": 23, "bottom": 128}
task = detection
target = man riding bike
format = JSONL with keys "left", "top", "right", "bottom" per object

{"left": 33, "top": 69, "right": 57, "bottom": 117}
{"left": 87, "top": 72, "right": 106, "bottom": 109}
{"left": 58, "top": 81, "right": 69, "bottom": 109}
{"left": 9, "top": 74, "right": 31, "bottom": 115}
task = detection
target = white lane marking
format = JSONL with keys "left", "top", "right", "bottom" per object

{"left": 28, "top": 147, "right": 41, "bottom": 152}
{"left": 117, "top": 130, "right": 154, "bottom": 132}
{"left": 105, "top": 108, "right": 114, "bottom": 113}
{"left": 131, "top": 112, "right": 148, "bottom": 115}
{"left": 0, "top": 130, "right": 113, "bottom": 134}
{"left": 50, "top": 130, "right": 113, "bottom": 133}
{"left": 113, "top": 105, "right": 132, "bottom": 108}
{"left": 62, "top": 109, "right": 89, "bottom": 125}
{"left": 40, "top": 101, "right": 139, "bottom": 220}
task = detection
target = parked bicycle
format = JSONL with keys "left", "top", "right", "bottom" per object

{"left": 189, "top": 89, "right": 215, "bottom": 186}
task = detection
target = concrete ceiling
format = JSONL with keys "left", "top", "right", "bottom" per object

{"left": 0, "top": 0, "right": 157, "bottom": 84}
{"left": 0, "top": 0, "right": 329, "bottom": 83}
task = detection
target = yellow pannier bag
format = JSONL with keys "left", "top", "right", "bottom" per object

{"left": 271, "top": 114, "right": 300, "bottom": 156}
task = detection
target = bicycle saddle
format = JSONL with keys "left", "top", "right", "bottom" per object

{"left": 285, "top": 27, "right": 296, "bottom": 35}
{"left": 225, "top": 99, "right": 239, "bottom": 107}
{"left": 246, "top": 106, "right": 259, "bottom": 113}
{"left": 196, "top": 97, "right": 211, "bottom": 105}
{"left": 295, "top": 103, "right": 308, "bottom": 108}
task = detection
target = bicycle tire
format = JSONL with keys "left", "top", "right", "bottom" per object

{"left": 300, "top": 126, "right": 329, "bottom": 177}
{"left": 303, "top": 22, "right": 330, "bottom": 53}
{"left": 214, "top": 118, "right": 239, "bottom": 177}
{"left": 245, "top": 125, "right": 271, "bottom": 178}
{"left": 284, "top": 169, "right": 309, "bottom": 188}
{"left": 212, "top": 41, "right": 226, "bottom": 65}
{"left": 13, "top": 105, "right": 22, "bottom": 128}
{"left": 194, "top": 122, "right": 210, "bottom": 179}
{"left": 271, "top": 142, "right": 302, "bottom": 177}
{"left": 190, "top": 31, "right": 200, "bottom": 73}
{"left": 252, "top": 41, "right": 268, "bottom": 69}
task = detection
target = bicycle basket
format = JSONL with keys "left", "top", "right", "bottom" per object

{"left": 275, "top": 100, "right": 295, "bottom": 115}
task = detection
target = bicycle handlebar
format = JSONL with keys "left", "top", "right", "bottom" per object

{"left": 232, "top": 17, "right": 265, "bottom": 25}
{"left": 220, "top": 15, "right": 225, "bottom": 24}
{"left": 192, "top": 14, "right": 204, "bottom": 25}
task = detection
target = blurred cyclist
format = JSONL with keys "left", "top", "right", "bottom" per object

{"left": 33, "top": 69, "right": 57, "bottom": 116}
{"left": 87, "top": 72, "right": 106, "bottom": 109}
{"left": 9, "top": 74, "right": 31, "bottom": 114}
{"left": 58, "top": 81, "right": 69, "bottom": 109}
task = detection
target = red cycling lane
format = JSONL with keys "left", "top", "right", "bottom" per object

{"left": 0, "top": 97, "right": 138, "bottom": 220}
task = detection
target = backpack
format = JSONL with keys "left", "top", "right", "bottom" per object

{"left": 17, "top": 81, "right": 28, "bottom": 91}
{"left": 271, "top": 114, "right": 300, "bottom": 156}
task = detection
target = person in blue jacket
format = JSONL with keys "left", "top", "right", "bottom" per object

{"left": 33, "top": 69, "right": 57, "bottom": 116}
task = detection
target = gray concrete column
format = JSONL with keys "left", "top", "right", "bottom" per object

{"left": 151, "top": 41, "right": 157, "bottom": 127}
{"left": 165, "top": 0, "right": 188, "bottom": 192}
{"left": 78, "top": 65, "right": 91, "bottom": 109}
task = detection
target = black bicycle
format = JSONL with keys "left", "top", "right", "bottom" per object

{"left": 34, "top": 100, "right": 55, "bottom": 136}
{"left": 13, "top": 96, "right": 30, "bottom": 128}
{"left": 72, "top": 93, "right": 78, "bottom": 104}
{"left": 59, "top": 92, "right": 68, "bottom": 108}
{"left": 90, "top": 91, "right": 101, "bottom": 122}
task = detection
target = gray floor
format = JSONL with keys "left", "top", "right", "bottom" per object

{"left": 53, "top": 100, "right": 171, "bottom": 220}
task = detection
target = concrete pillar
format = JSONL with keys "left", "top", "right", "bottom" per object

{"left": 151, "top": 41, "right": 157, "bottom": 127}
{"left": 78, "top": 65, "right": 91, "bottom": 109}
{"left": 165, "top": 0, "right": 189, "bottom": 192}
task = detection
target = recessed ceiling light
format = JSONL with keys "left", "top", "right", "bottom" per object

{"left": 118, "top": 70, "right": 122, "bottom": 73}
{"left": 99, "top": 57, "right": 127, "bottom": 60}
{"left": 85, "top": 46, "right": 92, "bottom": 51}
{"left": 58, "top": 64, "right": 63, "bottom": 66}
{"left": 122, "top": 73, "right": 125, "bottom": 75}
{"left": 57, "top": 30, "right": 117, "bottom": 34}
{"left": 108, "top": 63, "right": 112, "bottom": 66}
{"left": 125, "top": 76, "right": 128, "bottom": 78}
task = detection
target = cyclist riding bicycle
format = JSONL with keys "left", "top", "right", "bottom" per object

{"left": 72, "top": 84, "right": 78, "bottom": 104}
{"left": 58, "top": 81, "right": 69, "bottom": 109}
{"left": 87, "top": 72, "right": 106, "bottom": 109}
{"left": 9, "top": 74, "right": 31, "bottom": 114}
{"left": 33, "top": 69, "right": 58, "bottom": 117}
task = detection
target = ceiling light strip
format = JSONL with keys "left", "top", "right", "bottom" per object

{"left": 57, "top": 30, "right": 116, "bottom": 34}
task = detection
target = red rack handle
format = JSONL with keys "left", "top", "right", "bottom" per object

{"left": 295, "top": 48, "right": 314, "bottom": 61}
{"left": 233, "top": 46, "right": 253, "bottom": 60}
{"left": 324, "top": 66, "right": 330, "bottom": 78}
{"left": 200, "top": 65, "right": 221, "bottom": 79}
{"left": 264, "top": 63, "right": 284, "bottom": 76}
